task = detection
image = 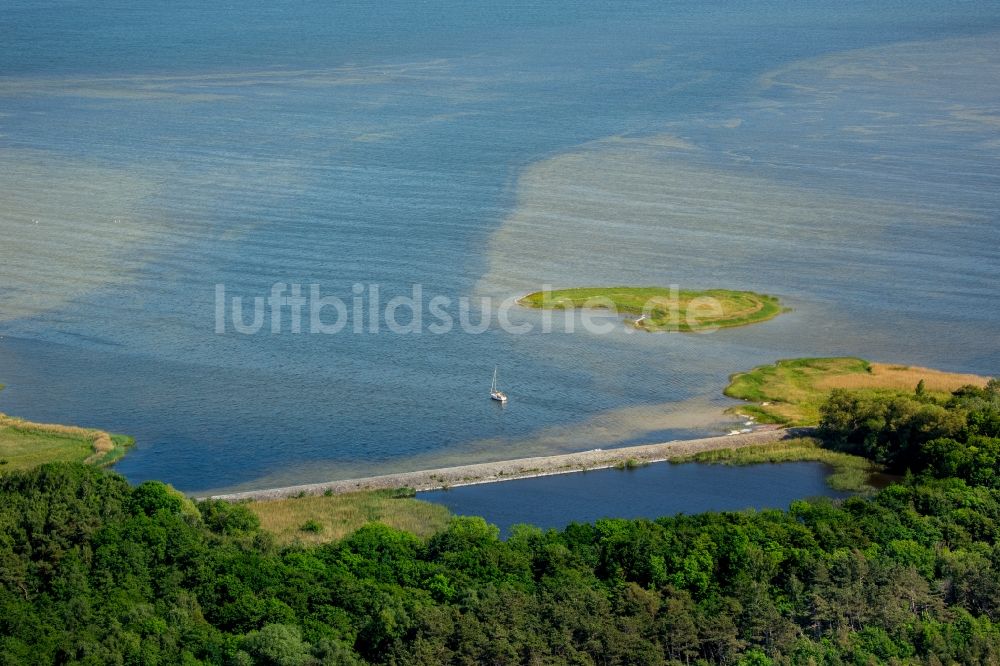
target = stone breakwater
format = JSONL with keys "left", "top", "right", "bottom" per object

{"left": 210, "top": 427, "right": 813, "bottom": 502}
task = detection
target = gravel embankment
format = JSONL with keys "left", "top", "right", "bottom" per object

{"left": 210, "top": 426, "right": 814, "bottom": 502}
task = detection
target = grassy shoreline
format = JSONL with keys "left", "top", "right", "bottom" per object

{"left": 725, "top": 357, "right": 990, "bottom": 426}
{"left": 518, "top": 286, "right": 784, "bottom": 332}
{"left": 0, "top": 413, "right": 133, "bottom": 471}
{"left": 671, "top": 437, "right": 879, "bottom": 492}
{"left": 248, "top": 434, "right": 873, "bottom": 544}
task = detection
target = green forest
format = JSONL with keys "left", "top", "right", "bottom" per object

{"left": 1, "top": 381, "right": 999, "bottom": 665}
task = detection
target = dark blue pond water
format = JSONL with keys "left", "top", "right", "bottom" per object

{"left": 420, "top": 461, "right": 851, "bottom": 536}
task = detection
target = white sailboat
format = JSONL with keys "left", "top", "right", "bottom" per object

{"left": 490, "top": 366, "right": 508, "bottom": 403}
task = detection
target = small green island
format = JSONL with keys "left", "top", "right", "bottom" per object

{"left": 519, "top": 286, "right": 785, "bottom": 332}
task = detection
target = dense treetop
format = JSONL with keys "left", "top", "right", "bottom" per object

{"left": 1, "top": 380, "right": 998, "bottom": 665}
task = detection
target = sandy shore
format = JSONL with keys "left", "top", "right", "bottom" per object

{"left": 210, "top": 426, "right": 813, "bottom": 502}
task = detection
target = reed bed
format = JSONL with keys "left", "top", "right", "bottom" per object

{"left": 0, "top": 413, "right": 132, "bottom": 470}
{"left": 671, "top": 437, "right": 878, "bottom": 492}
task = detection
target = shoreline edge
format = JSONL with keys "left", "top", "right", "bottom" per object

{"left": 209, "top": 427, "right": 814, "bottom": 502}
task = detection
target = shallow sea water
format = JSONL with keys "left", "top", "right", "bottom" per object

{"left": 0, "top": 1, "right": 998, "bottom": 493}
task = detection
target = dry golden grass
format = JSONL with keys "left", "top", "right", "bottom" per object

{"left": 0, "top": 413, "right": 132, "bottom": 471}
{"left": 249, "top": 489, "right": 451, "bottom": 545}
{"left": 1, "top": 413, "right": 100, "bottom": 439}
{"left": 815, "top": 363, "right": 988, "bottom": 393}
{"left": 725, "top": 358, "right": 992, "bottom": 426}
